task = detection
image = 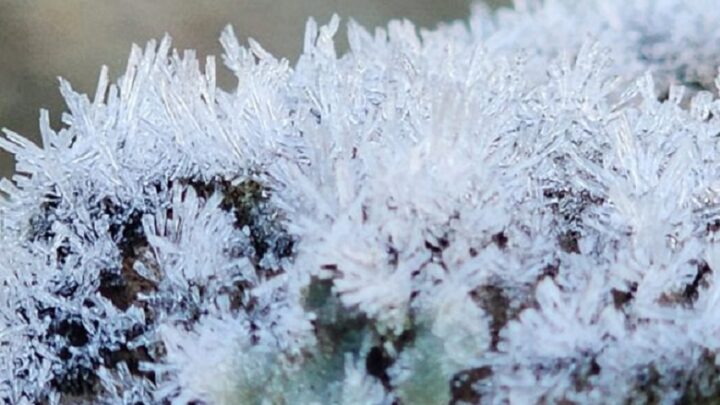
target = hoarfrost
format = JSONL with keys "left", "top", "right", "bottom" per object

{"left": 3, "top": 0, "right": 720, "bottom": 403}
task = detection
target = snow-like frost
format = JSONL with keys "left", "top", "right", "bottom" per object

{"left": 4, "top": 0, "right": 720, "bottom": 403}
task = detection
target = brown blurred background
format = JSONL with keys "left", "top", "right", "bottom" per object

{"left": 0, "top": 0, "right": 508, "bottom": 179}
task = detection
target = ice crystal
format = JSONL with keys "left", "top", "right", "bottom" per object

{"left": 4, "top": 0, "right": 720, "bottom": 403}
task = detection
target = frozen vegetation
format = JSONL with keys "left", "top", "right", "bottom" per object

{"left": 3, "top": 0, "right": 720, "bottom": 403}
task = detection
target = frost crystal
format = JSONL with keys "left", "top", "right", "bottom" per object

{"left": 4, "top": 0, "right": 720, "bottom": 403}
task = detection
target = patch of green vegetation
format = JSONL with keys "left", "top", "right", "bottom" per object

{"left": 392, "top": 330, "right": 452, "bottom": 405}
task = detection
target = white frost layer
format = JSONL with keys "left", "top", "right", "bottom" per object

{"left": 3, "top": 0, "right": 720, "bottom": 403}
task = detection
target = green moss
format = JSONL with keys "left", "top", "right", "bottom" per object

{"left": 393, "top": 330, "right": 452, "bottom": 405}
{"left": 227, "top": 277, "right": 376, "bottom": 404}
{"left": 305, "top": 278, "right": 371, "bottom": 360}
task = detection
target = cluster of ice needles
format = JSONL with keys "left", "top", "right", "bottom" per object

{"left": 4, "top": 0, "right": 720, "bottom": 403}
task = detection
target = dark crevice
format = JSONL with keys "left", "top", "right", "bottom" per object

{"left": 558, "top": 230, "right": 581, "bottom": 254}
{"left": 571, "top": 354, "right": 601, "bottom": 393}
{"left": 100, "top": 204, "right": 157, "bottom": 312}
{"left": 46, "top": 315, "right": 97, "bottom": 397}
{"left": 449, "top": 366, "right": 492, "bottom": 404}
{"left": 425, "top": 237, "right": 449, "bottom": 254}
{"left": 659, "top": 261, "right": 712, "bottom": 308}
{"left": 682, "top": 261, "right": 712, "bottom": 304}
{"left": 471, "top": 284, "right": 511, "bottom": 351}
{"left": 366, "top": 346, "right": 393, "bottom": 389}
{"left": 55, "top": 238, "right": 71, "bottom": 266}
{"left": 707, "top": 219, "right": 720, "bottom": 234}
{"left": 543, "top": 187, "right": 604, "bottom": 256}
{"left": 115, "top": 209, "right": 146, "bottom": 258}
{"left": 28, "top": 192, "right": 61, "bottom": 242}
{"left": 100, "top": 344, "right": 154, "bottom": 381}
{"left": 491, "top": 231, "right": 508, "bottom": 250}
{"left": 53, "top": 278, "right": 78, "bottom": 298}
{"left": 540, "top": 260, "right": 560, "bottom": 280}
{"left": 50, "top": 364, "right": 98, "bottom": 397}
{"left": 629, "top": 365, "right": 662, "bottom": 405}
{"left": 220, "top": 280, "right": 255, "bottom": 312}
{"left": 611, "top": 282, "right": 638, "bottom": 310}
{"left": 49, "top": 317, "right": 89, "bottom": 347}
{"left": 98, "top": 262, "right": 157, "bottom": 312}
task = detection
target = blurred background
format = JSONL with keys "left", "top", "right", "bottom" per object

{"left": 0, "top": 0, "right": 509, "bottom": 179}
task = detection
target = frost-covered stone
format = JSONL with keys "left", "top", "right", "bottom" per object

{"left": 3, "top": 0, "right": 720, "bottom": 403}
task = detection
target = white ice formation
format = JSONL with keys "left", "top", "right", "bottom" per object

{"left": 3, "top": 1, "right": 720, "bottom": 403}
